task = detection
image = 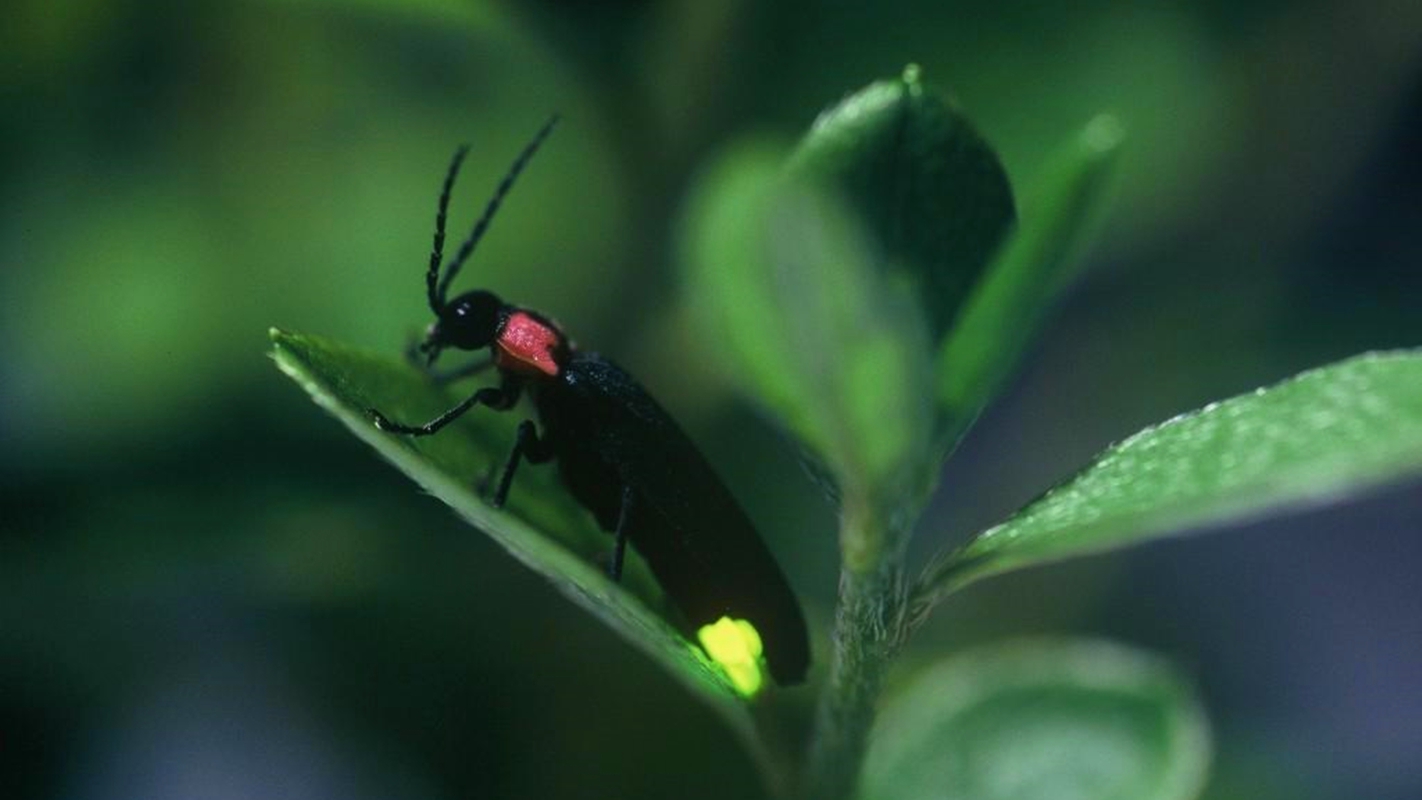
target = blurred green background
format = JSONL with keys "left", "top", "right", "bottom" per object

{"left": 3, "top": 1, "right": 1420, "bottom": 798}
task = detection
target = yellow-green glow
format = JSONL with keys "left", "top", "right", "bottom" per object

{"left": 697, "top": 616, "right": 767, "bottom": 697}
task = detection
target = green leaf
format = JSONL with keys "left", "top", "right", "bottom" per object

{"left": 268, "top": 329, "right": 764, "bottom": 726}
{"left": 918, "top": 351, "right": 1422, "bottom": 602}
{"left": 938, "top": 115, "right": 1124, "bottom": 436}
{"left": 861, "top": 639, "right": 1211, "bottom": 800}
{"left": 679, "top": 142, "right": 935, "bottom": 507}
{"left": 788, "top": 65, "right": 1017, "bottom": 343}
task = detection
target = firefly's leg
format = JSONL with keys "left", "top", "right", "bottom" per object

{"left": 490, "top": 419, "right": 555, "bottom": 508}
{"left": 368, "top": 375, "right": 521, "bottom": 436}
{"left": 608, "top": 485, "right": 633, "bottom": 581}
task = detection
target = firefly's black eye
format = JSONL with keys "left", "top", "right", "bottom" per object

{"left": 437, "top": 290, "right": 504, "bottom": 350}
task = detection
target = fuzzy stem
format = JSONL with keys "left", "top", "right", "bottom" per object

{"left": 802, "top": 500, "right": 908, "bottom": 800}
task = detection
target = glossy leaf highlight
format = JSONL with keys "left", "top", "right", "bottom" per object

{"left": 919, "top": 350, "right": 1422, "bottom": 604}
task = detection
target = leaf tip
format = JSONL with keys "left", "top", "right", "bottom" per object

{"left": 1082, "top": 113, "right": 1126, "bottom": 155}
{"left": 900, "top": 62, "right": 923, "bottom": 91}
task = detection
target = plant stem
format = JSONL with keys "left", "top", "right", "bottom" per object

{"left": 802, "top": 501, "right": 908, "bottom": 800}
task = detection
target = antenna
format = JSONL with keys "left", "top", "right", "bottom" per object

{"left": 427, "top": 145, "right": 470, "bottom": 313}
{"left": 436, "top": 114, "right": 561, "bottom": 305}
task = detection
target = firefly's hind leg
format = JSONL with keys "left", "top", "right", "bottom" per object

{"left": 608, "top": 485, "right": 633, "bottom": 582}
{"left": 490, "top": 419, "right": 555, "bottom": 508}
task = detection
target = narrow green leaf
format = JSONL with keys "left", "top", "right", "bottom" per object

{"left": 861, "top": 640, "right": 1211, "bottom": 800}
{"left": 679, "top": 142, "right": 934, "bottom": 504}
{"left": 938, "top": 115, "right": 1124, "bottom": 435}
{"left": 918, "top": 351, "right": 1422, "bottom": 604}
{"left": 268, "top": 329, "right": 763, "bottom": 725}
{"left": 788, "top": 65, "right": 1017, "bottom": 342}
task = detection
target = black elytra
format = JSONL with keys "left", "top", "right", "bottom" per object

{"left": 366, "top": 117, "right": 810, "bottom": 686}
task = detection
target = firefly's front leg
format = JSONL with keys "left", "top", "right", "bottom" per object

{"left": 368, "top": 374, "right": 521, "bottom": 436}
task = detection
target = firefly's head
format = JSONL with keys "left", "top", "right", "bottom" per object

{"left": 419, "top": 115, "right": 559, "bottom": 365}
{"left": 421, "top": 290, "right": 505, "bottom": 364}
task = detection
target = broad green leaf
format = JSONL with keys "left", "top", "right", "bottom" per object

{"left": 938, "top": 115, "right": 1124, "bottom": 438}
{"left": 788, "top": 65, "right": 1016, "bottom": 342}
{"left": 918, "top": 351, "right": 1422, "bottom": 603}
{"left": 861, "top": 639, "right": 1211, "bottom": 800}
{"left": 679, "top": 142, "right": 934, "bottom": 507}
{"left": 268, "top": 329, "right": 765, "bottom": 730}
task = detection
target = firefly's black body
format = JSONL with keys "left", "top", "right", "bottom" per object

{"left": 537, "top": 352, "right": 809, "bottom": 683}
{"left": 367, "top": 117, "right": 810, "bottom": 686}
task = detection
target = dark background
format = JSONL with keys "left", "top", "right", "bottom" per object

{"left": 3, "top": 1, "right": 1420, "bottom": 798}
